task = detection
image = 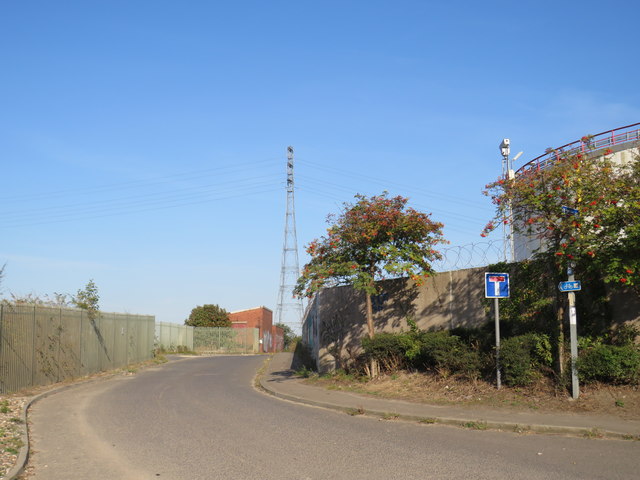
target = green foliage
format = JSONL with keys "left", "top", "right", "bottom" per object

{"left": 500, "top": 333, "right": 552, "bottom": 386}
{"left": 577, "top": 344, "right": 640, "bottom": 385}
{"left": 295, "top": 192, "right": 447, "bottom": 298}
{"left": 295, "top": 192, "right": 447, "bottom": 341}
{"left": 483, "top": 260, "right": 557, "bottom": 337}
{"left": 155, "top": 345, "right": 196, "bottom": 355}
{"left": 6, "top": 291, "right": 72, "bottom": 307}
{"left": 185, "top": 304, "right": 231, "bottom": 327}
{"left": 413, "top": 331, "right": 482, "bottom": 378}
{"left": 275, "top": 322, "right": 296, "bottom": 349}
{"left": 362, "top": 332, "right": 415, "bottom": 372}
{"left": 362, "top": 330, "right": 482, "bottom": 378}
{"left": 611, "top": 324, "right": 640, "bottom": 347}
{"left": 72, "top": 279, "right": 100, "bottom": 319}
{"left": 483, "top": 148, "right": 640, "bottom": 293}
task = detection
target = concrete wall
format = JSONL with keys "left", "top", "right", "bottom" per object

{"left": 302, "top": 264, "right": 640, "bottom": 373}
{"left": 304, "top": 267, "right": 488, "bottom": 373}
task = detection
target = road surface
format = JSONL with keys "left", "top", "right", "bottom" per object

{"left": 26, "top": 356, "right": 639, "bottom": 479}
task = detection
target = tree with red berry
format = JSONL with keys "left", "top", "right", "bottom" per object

{"left": 294, "top": 192, "right": 447, "bottom": 343}
{"left": 482, "top": 147, "right": 639, "bottom": 293}
{"left": 483, "top": 146, "right": 639, "bottom": 372}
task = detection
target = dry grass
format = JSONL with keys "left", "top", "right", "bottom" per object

{"left": 305, "top": 370, "right": 640, "bottom": 420}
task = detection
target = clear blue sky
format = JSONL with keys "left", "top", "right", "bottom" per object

{"left": 1, "top": 1, "right": 638, "bottom": 326}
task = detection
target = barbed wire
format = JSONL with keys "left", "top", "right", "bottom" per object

{"left": 433, "top": 240, "right": 505, "bottom": 272}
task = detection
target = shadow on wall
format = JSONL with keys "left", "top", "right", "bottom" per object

{"left": 315, "top": 267, "right": 489, "bottom": 372}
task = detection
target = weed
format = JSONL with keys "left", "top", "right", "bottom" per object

{"left": 5, "top": 447, "right": 18, "bottom": 455}
{"left": 10, "top": 418, "right": 24, "bottom": 424}
{"left": 622, "top": 434, "right": 640, "bottom": 441}
{"left": 463, "top": 421, "right": 488, "bottom": 430}
{"left": 153, "top": 354, "right": 168, "bottom": 364}
{"left": 296, "top": 366, "right": 314, "bottom": 378}
{"left": 615, "top": 399, "right": 625, "bottom": 408}
{"left": 419, "top": 417, "right": 436, "bottom": 424}
{"left": 583, "top": 428, "right": 603, "bottom": 439}
{"left": 0, "top": 401, "right": 9, "bottom": 414}
{"left": 382, "top": 412, "right": 399, "bottom": 420}
{"left": 346, "top": 406, "right": 365, "bottom": 416}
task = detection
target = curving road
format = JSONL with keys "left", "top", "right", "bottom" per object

{"left": 26, "top": 356, "right": 639, "bottom": 479}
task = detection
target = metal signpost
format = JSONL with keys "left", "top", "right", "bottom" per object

{"left": 559, "top": 264, "right": 581, "bottom": 399}
{"left": 485, "top": 273, "right": 510, "bottom": 389}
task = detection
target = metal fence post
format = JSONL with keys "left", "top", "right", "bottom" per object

{"left": 31, "top": 305, "right": 37, "bottom": 386}
{"left": 126, "top": 315, "right": 130, "bottom": 366}
{"left": 57, "top": 308, "right": 62, "bottom": 382}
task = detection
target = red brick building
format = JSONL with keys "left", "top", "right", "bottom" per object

{"left": 229, "top": 306, "right": 284, "bottom": 353}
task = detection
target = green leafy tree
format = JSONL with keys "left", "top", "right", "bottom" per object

{"left": 185, "top": 304, "right": 231, "bottom": 327}
{"left": 294, "top": 192, "right": 447, "bottom": 340}
{"left": 276, "top": 322, "right": 296, "bottom": 349}
{"left": 482, "top": 147, "right": 639, "bottom": 290}
{"left": 72, "top": 279, "right": 100, "bottom": 320}
{"left": 482, "top": 146, "right": 640, "bottom": 372}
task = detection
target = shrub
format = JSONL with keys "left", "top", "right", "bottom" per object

{"left": 500, "top": 333, "right": 552, "bottom": 386}
{"left": 412, "top": 331, "right": 482, "bottom": 378}
{"left": 578, "top": 344, "right": 640, "bottom": 385}
{"left": 362, "top": 333, "right": 416, "bottom": 372}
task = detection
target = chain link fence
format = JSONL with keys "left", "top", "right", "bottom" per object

{"left": 193, "top": 327, "right": 259, "bottom": 354}
{"left": 155, "top": 322, "right": 194, "bottom": 351}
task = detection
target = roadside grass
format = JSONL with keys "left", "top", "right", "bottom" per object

{"left": 154, "top": 346, "right": 199, "bottom": 356}
{"left": 300, "top": 370, "right": 640, "bottom": 420}
{"left": 346, "top": 406, "right": 366, "bottom": 416}
{"left": 463, "top": 421, "right": 488, "bottom": 430}
{"left": 381, "top": 412, "right": 400, "bottom": 420}
{"left": 418, "top": 417, "right": 437, "bottom": 424}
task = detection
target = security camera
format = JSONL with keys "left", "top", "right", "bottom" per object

{"left": 500, "top": 138, "right": 510, "bottom": 157}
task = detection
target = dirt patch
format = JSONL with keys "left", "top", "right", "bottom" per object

{"left": 304, "top": 371, "right": 640, "bottom": 420}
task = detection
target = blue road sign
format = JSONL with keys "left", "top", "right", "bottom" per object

{"left": 559, "top": 281, "right": 581, "bottom": 292}
{"left": 485, "top": 272, "right": 510, "bottom": 298}
{"left": 562, "top": 206, "right": 579, "bottom": 215}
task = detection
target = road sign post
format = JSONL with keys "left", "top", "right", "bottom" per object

{"left": 485, "top": 273, "right": 510, "bottom": 389}
{"left": 560, "top": 264, "right": 580, "bottom": 399}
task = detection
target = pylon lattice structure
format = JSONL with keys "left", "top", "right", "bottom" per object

{"left": 275, "top": 146, "right": 304, "bottom": 333}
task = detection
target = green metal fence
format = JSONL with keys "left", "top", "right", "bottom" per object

{"left": 0, "top": 304, "right": 155, "bottom": 394}
{"left": 193, "top": 327, "right": 259, "bottom": 354}
{"left": 155, "top": 322, "right": 194, "bottom": 351}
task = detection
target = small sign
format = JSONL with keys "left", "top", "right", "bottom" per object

{"left": 569, "top": 306, "right": 577, "bottom": 325}
{"left": 485, "top": 273, "right": 510, "bottom": 298}
{"left": 562, "top": 206, "right": 579, "bottom": 215}
{"left": 559, "top": 281, "right": 581, "bottom": 292}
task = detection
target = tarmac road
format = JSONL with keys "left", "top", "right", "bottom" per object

{"left": 26, "top": 356, "right": 640, "bottom": 479}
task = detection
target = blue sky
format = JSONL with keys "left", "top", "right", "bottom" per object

{"left": 1, "top": 1, "right": 638, "bottom": 327}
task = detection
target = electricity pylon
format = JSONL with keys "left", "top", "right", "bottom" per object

{"left": 275, "top": 146, "right": 304, "bottom": 332}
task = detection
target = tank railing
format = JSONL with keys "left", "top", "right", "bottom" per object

{"left": 517, "top": 122, "right": 640, "bottom": 174}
